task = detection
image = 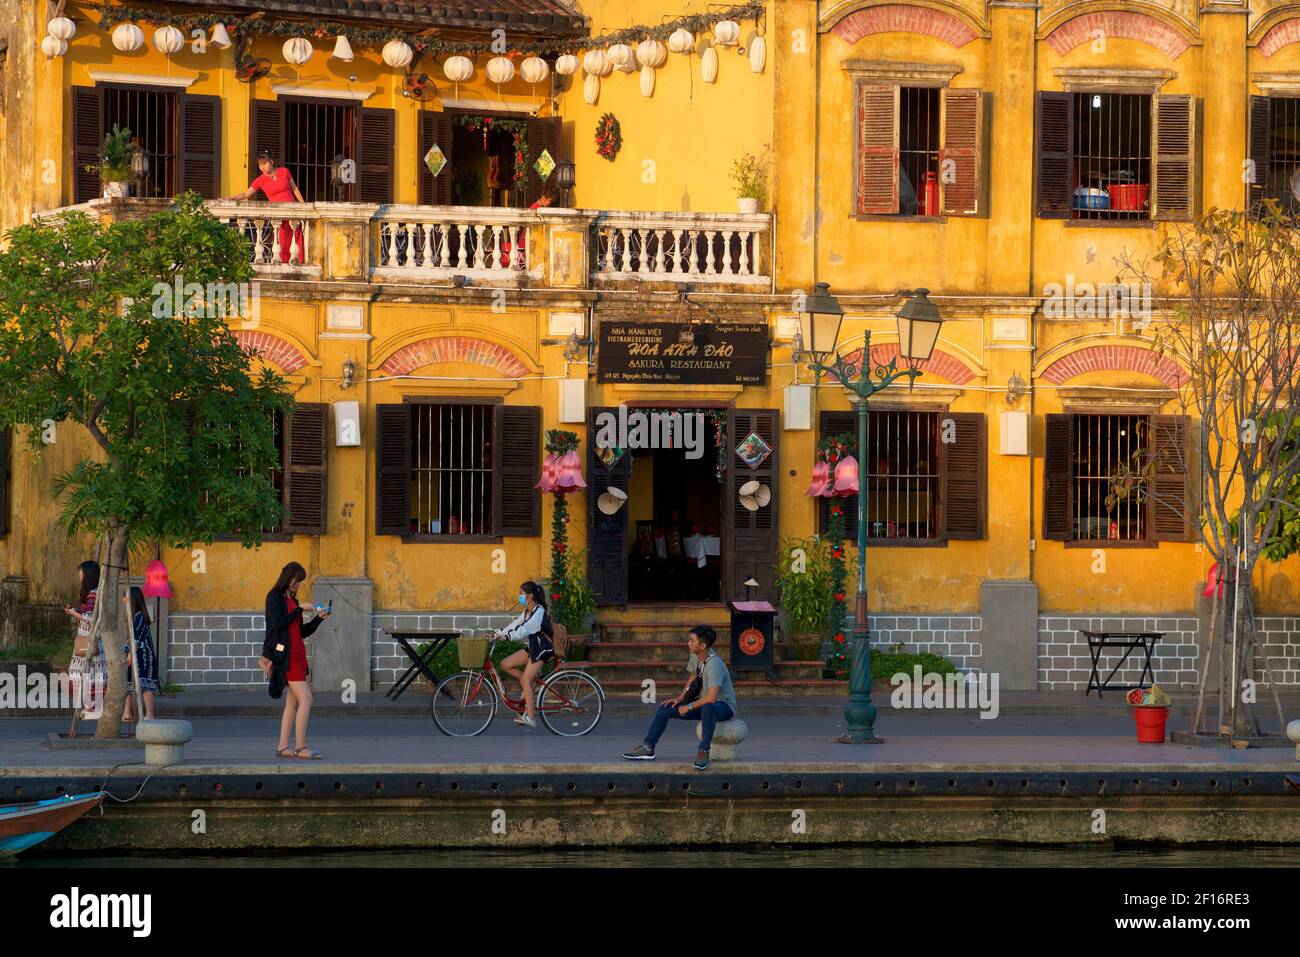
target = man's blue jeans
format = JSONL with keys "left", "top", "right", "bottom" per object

{"left": 643, "top": 700, "right": 734, "bottom": 751}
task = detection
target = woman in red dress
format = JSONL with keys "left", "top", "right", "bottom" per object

{"left": 223, "top": 150, "right": 307, "bottom": 264}
{"left": 263, "top": 562, "right": 331, "bottom": 759}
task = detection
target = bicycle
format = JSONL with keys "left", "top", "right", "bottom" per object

{"left": 431, "top": 632, "right": 605, "bottom": 737}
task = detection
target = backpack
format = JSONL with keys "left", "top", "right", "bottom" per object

{"left": 549, "top": 619, "right": 569, "bottom": 661}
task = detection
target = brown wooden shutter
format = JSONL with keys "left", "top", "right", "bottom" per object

{"left": 939, "top": 411, "right": 986, "bottom": 540}
{"left": 856, "top": 84, "right": 899, "bottom": 215}
{"left": 284, "top": 403, "right": 327, "bottom": 535}
{"left": 178, "top": 93, "right": 221, "bottom": 199}
{"left": 1035, "top": 91, "right": 1073, "bottom": 219}
{"left": 727, "top": 409, "right": 780, "bottom": 602}
{"left": 0, "top": 428, "right": 11, "bottom": 536}
{"left": 939, "top": 88, "right": 983, "bottom": 216}
{"left": 1151, "top": 414, "right": 1194, "bottom": 541}
{"left": 818, "top": 410, "right": 860, "bottom": 543}
{"left": 249, "top": 99, "right": 283, "bottom": 185}
{"left": 72, "top": 85, "right": 103, "bottom": 204}
{"left": 1248, "top": 95, "right": 1271, "bottom": 217}
{"left": 524, "top": 115, "right": 563, "bottom": 206}
{"left": 1042, "top": 413, "right": 1074, "bottom": 540}
{"left": 358, "top": 106, "right": 395, "bottom": 204}
{"left": 419, "top": 110, "right": 453, "bottom": 205}
{"left": 493, "top": 405, "right": 541, "bottom": 536}
{"left": 375, "top": 404, "right": 410, "bottom": 535}
{"left": 588, "top": 407, "right": 629, "bottom": 606}
{"left": 1153, "top": 94, "right": 1196, "bottom": 221}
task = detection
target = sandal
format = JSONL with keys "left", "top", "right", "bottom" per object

{"left": 276, "top": 747, "right": 294, "bottom": 759}
{"left": 294, "top": 747, "right": 322, "bottom": 760}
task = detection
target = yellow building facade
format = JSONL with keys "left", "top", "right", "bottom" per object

{"left": 2, "top": 0, "right": 1300, "bottom": 694}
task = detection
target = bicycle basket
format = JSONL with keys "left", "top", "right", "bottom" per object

{"left": 457, "top": 636, "right": 491, "bottom": 670}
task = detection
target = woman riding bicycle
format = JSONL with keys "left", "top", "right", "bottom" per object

{"left": 495, "top": 580, "right": 554, "bottom": 729}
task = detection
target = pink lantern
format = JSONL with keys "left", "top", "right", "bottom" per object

{"left": 806, "top": 460, "right": 830, "bottom": 497}
{"left": 143, "top": 559, "right": 173, "bottom": 598}
{"left": 535, "top": 453, "right": 560, "bottom": 492}
{"left": 832, "top": 455, "right": 860, "bottom": 497}
{"left": 553, "top": 450, "right": 587, "bottom": 494}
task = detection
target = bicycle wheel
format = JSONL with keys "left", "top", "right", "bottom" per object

{"left": 537, "top": 669, "right": 604, "bottom": 736}
{"left": 432, "top": 671, "right": 498, "bottom": 737}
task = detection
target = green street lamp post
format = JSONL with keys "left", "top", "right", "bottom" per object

{"left": 802, "top": 285, "right": 945, "bottom": 743}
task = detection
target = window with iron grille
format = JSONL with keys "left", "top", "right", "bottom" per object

{"left": 1070, "top": 413, "right": 1149, "bottom": 541}
{"left": 1265, "top": 97, "right": 1300, "bottom": 213}
{"left": 897, "top": 88, "right": 941, "bottom": 216}
{"left": 1071, "top": 93, "right": 1152, "bottom": 220}
{"left": 282, "top": 99, "right": 357, "bottom": 202}
{"left": 864, "top": 410, "right": 940, "bottom": 540}
{"left": 409, "top": 403, "right": 495, "bottom": 536}
{"left": 206, "top": 411, "right": 287, "bottom": 537}
{"left": 102, "top": 86, "right": 179, "bottom": 199}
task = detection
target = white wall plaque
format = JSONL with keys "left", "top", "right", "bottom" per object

{"left": 327, "top": 304, "right": 364, "bottom": 330}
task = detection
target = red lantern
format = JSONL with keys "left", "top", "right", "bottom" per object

{"left": 806, "top": 460, "right": 830, "bottom": 497}
{"left": 143, "top": 559, "right": 173, "bottom": 598}
{"left": 832, "top": 455, "right": 860, "bottom": 497}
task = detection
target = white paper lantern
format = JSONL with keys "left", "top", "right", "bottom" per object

{"left": 668, "top": 28, "right": 694, "bottom": 54}
{"left": 330, "top": 36, "right": 354, "bottom": 62}
{"left": 210, "top": 23, "right": 232, "bottom": 49}
{"left": 608, "top": 43, "right": 634, "bottom": 70}
{"left": 443, "top": 55, "right": 473, "bottom": 83}
{"left": 555, "top": 54, "right": 578, "bottom": 76}
{"left": 583, "top": 72, "right": 600, "bottom": 105}
{"left": 282, "top": 37, "right": 313, "bottom": 66}
{"left": 640, "top": 64, "right": 655, "bottom": 97}
{"left": 636, "top": 39, "right": 667, "bottom": 69}
{"left": 111, "top": 23, "right": 144, "bottom": 53}
{"left": 701, "top": 46, "right": 718, "bottom": 83}
{"left": 714, "top": 20, "right": 740, "bottom": 45}
{"left": 152, "top": 25, "right": 185, "bottom": 55}
{"left": 520, "top": 56, "right": 549, "bottom": 85}
{"left": 486, "top": 56, "right": 515, "bottom": 85}
{"left": 40, "top": 35, "right": 67, "bottom": 59}
{"left": 382, "top": 39, "right": 413, "bottom": 69}
{"left": 582, "top": 49, "right": 611, "bottom": 78}
{"left": 749, "top": 35, "right": 766, "bottom": 73}
{"left": 47, "top": 16, "right": 75, "bottom": 41}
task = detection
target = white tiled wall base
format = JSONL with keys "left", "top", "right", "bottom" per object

{"left": 369, "top": 612, "right": 515, "bottom": 689}
{"left": 859, "top": 615, "right": 984, "bottom": 673}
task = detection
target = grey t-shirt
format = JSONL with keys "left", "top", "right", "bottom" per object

{"left": 687, "top": 651, "right": 737, "bottom": 715}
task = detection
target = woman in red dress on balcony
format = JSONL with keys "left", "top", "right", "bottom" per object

{"left": 500, "top": 186, "right": 555, "bottom": 267}
{"left": 223, "top": 150, "right": 306, "bottom": 264}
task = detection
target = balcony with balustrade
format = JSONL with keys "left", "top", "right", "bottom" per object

{"left": 34, "top": 199, "right": 774, "bottom": 292}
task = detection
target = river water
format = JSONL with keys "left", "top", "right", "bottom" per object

{"left": 12, "top": 845, "right": 1298, "bottom": 868}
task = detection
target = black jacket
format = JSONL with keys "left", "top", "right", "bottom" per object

{"left": 262, "top": 589, "right": 324, "bottom": 668}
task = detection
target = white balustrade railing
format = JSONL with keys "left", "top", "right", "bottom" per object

{"left": 591, "top": 211, "right": 770, "bottom": 284}
{"left": 370, "top": 206, "right": 538, "bottom": 280}
{"left": 206, "top": 202, "right": 318, "bottom": 268}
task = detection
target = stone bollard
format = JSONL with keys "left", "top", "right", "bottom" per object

{"left": 1288, "top": 719, "right": 1300, "bottom": 760}
{"left": 135, "top": 718, "right": 193, "bottom": 765}
{"left": 697, "top": 718, "right": 749, "bottom": 761}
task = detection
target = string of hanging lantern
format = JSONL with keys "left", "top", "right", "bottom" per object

{"left": 94, "top": 2, "right": 766, "bottom": 60}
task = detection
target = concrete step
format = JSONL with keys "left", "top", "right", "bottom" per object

{"left": 587, "top": 641, "right": 800, "bottom": 663}
{"left": 597, "top": 606, "right": 731, "bottom": 627}
{"left": 598, "top": 678, "right": 849, "bottom": 697}
{"left": 573, "top": 660, "right": 826, "bottom": 683}
{"left": 600, "top": 625, "right": 733, "bottom": 643}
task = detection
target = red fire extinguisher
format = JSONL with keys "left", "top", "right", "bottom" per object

{"left": 922, "top": 172, "right": 939, "bottom": 216}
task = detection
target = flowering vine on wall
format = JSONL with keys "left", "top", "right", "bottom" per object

{"left": 818, "top": 433, "right": 855, "bottom": 680}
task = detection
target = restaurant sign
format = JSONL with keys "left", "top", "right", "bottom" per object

{"left": 597, "top": 321, "right": 768, "bottom": 385}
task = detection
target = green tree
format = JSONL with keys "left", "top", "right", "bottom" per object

{"left": 0, "top": 194, "right": 292, "bottom": 737}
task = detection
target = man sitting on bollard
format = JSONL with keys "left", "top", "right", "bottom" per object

{"left": 622, "top": 625, "right": 737, "bottom": 770}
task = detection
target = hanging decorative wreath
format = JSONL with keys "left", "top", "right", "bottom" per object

{"left": 595, "top": 113, "right": 621, "bottom": 161}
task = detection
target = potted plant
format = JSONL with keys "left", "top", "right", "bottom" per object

{"left": 775, "top": 536, "right": 833, "bottom": 661}
{"left": 729, "top": 145, "right": 770, "bottom": 214}
{"left": 97, "top": 125, "right": 135, "bottom": 199}
{"left": 553, "top": 549, "right": 598, "bottom": 661}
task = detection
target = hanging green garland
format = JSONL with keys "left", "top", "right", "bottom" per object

{"left": 545, "top": 430, "right": 579, "bottom": 628}
{"left": 97, "top": 2, "right": 766, "bottom": 59}
{"left": 454, "top": 115, "right": 529, "bottom": 190}
{"left": 818, "top": 432, "right": 855, "bottom": 681}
